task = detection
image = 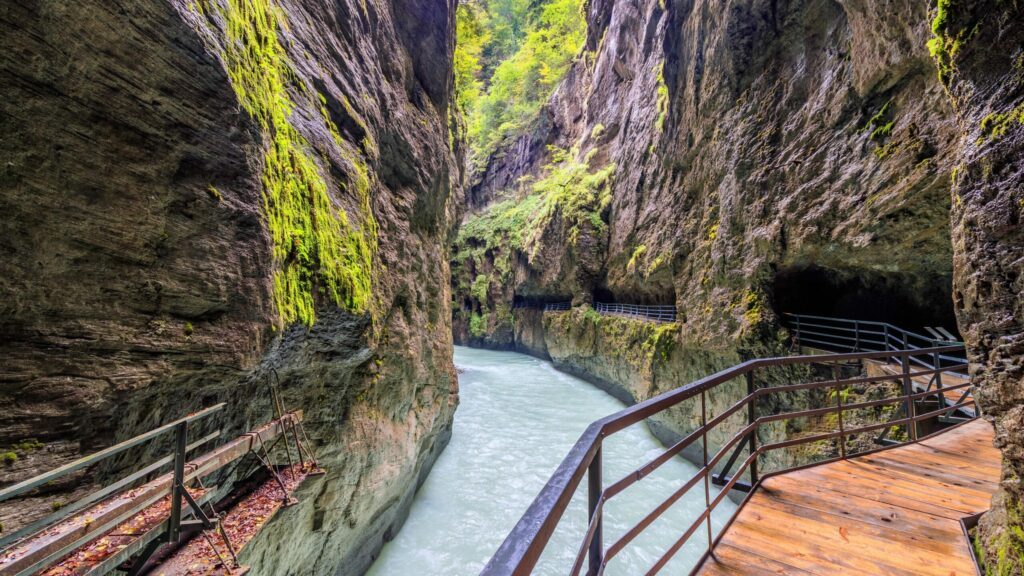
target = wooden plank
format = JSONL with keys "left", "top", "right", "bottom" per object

{"left": 845, "top": 460, "right": 997, "bottom": 503}
{"left": 851, "top": 452, "right": 997, "bottom": 492}
{"left": 699, "top": 543, "right": 814, "bottom": 575}
{"left": 697, "top": 418, "right": 998, "bottom": 575}
{"left": 715, "top": 500, "right": 926, "bottom": 575}
{"left": 763, "top": 475, "right": 964, "bottom": 542}
{"left": 874, "top": 444, "right": 1000, "bottom": 480}
{"left": 791, "top": 463, "right": 985, "bottom": 515}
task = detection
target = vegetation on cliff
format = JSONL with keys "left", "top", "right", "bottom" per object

{"left": 455, "top": 0, "right": 586, "bottom": 165}
{"left": 451, "top": 147, "right": 614, "bottom": 343}
{"left": 195, "top": 0, "right": 377, "bottom": 327}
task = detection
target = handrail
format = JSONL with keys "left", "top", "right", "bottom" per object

{"left": 481, "top": 344, "right": 971, "bottom": 576}
{"left": 0, "top": 404, "right": 225, "bottom": 503}
{"left": 542, "top": 301, "right": 677, "bottom": 322}
{"left": 0, "top": 404, "right": 225, "bottom": 563}
{"left": 785, "top": 313, "right": 971, "bottom": 419}
{"left": 595, "top": 302, "right": 676, "bottom": 323}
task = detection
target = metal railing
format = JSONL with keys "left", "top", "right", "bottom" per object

{"left": 785, "top": 313, "right": 972, "bottom": 420}
{"left": 785, "top": 313, "right": 965, "bottom": 370}
{"left": 482, "top": 344, "right": 971, "bottom": 576}
{"left": 0, "top": 405, "right": 225, "bottom": 575}
{"left": 544, "top": 301, "right": 572, "bottom": 312}
{"left": 595, "top": 302, "right": 676, "bottom": 323}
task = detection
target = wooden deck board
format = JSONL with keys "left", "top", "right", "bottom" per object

{"left": 695, "top": 419, "right": 998, "bottom": 576}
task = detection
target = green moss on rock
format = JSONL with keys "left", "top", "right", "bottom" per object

{"left": 200, "top": 0, "right": 376, "bottom": 327}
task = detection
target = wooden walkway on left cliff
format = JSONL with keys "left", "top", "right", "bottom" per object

{"left": 696, "top": 419, "right": 999, "bottom": 576}
{"left": 0, "top": 400, "right": 323, "bottom": 576}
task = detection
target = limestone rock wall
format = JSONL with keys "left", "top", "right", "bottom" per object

{"left": 454, "top": 0, "right": 959, "bottom": 360}
{"left": 0, "top": 0, "right": 461, "bottom": 574}
{"left": 934, "top": 1, "right": 1024, "bottom": 571}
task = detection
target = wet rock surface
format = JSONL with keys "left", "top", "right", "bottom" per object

{"left": 454, "top": 0, "right": 959, "bottom": 359}
{"left": 0, "top": 0, "right": 460, "bottom": 573}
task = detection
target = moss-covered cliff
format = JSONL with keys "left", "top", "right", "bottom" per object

{"left": 0, "top": 0, "right": 461, "bottom": 573}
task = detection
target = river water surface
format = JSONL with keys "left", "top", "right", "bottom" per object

{"left": 367, "top": 346, "right": 735, "bottom": 575}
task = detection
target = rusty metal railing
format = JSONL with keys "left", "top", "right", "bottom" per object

{"left": 785, "top": 313, "right": 973, "bottom": 423}
{"left": 481, "top": 344, "right": 971, "bottom": 576}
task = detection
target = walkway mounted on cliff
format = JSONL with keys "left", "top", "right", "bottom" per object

{"left": 481, "top": 339, "right": 985, "bottom": 575}
{"left": 0, "top": 390, "right": 322, "bottom": 576}
{"left": 784, "top": 313, "right": 974, "bottom": 420}
{"left": 543, "top": 301, "right": 677, "bottom": 323}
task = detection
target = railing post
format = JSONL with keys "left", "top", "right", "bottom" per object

{"left": 746, "top": 372, "right": 758, "bottom": 485}
{"left": 901, "top": 352, "right": 917, "bottom": 442}
{"left": 169, "top": 421, "right": 187, "bottom": 543}
{"left": 883, "top": 324, "right": 889, "bottom": 352}
{"left": 933, "top": 350, "right": 944, "bottom": 396}
{"left": 833, "top": 365, "right": 846, "bottom": 460}
{"left": 794, "top": 315, "right": 801, "bottom": 348}
{"left": 702, "top": 390, "right": 713, "bottom": 554}
{"left": 853, "top": 320, "right": 860, "bottom": 352}
{"left": 587, "top": 447, "right": 603, "bottom": 574}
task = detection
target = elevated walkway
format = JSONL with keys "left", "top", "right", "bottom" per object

{"left": 697, "top": 419, "right": 997, "bottom": 575}
{"left": 0, "top": 388, "right": 320, "bottom": 576}
{"left": 483, "top": 319, "right": 990, "bottom": 576}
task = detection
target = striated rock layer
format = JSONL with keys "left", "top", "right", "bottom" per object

{"left": 452, "top": 0, "right": 958, "bottom": 440}
{"left": 0, "top": 0, "right": 461, "bottom": 574}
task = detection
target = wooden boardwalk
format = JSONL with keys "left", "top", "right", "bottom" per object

{"left": 697, "top": 419, "right": 999, "bottom": 575}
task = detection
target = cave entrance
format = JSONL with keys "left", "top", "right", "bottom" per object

{"left": 771, "top": 264, "right": 959, "bottom": 335}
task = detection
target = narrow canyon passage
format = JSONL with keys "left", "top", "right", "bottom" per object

{"left": 367, "top": 347, "right": 735, "bottom": 576}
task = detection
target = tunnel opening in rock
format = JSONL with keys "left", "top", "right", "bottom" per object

{"left": 771, "top": 264, "right": 959, "bottom": 335}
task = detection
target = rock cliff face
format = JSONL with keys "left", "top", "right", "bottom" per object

{"left": 0, "top": 0, "right": 460, "bottom": 573}
{"left": 455, "top": 0, "right": 960, "bottom": 355}
{"left": 453, "top": 0, "right": 959, "bottom": 412}
{"left": 934, "top": 0, "right": 1024, "bottom": 571}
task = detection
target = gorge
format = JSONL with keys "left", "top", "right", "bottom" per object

{"left": 0, "top": 0, "right": 1022, "bottom": 574}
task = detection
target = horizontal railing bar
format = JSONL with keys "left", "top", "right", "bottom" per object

{"left": 795, "top": 328, "right": 860, "bottom": 342}
{"left": 915, "top": 400, "right": 975, "bottom": 421}
{"left": 604, "top": 428, "right": 705, "bottom": 501}
{"left": 0, "top": 404, "right": 225, "bottom": 503}
{"left": 760, "top": 417, "right": 907, "bottom": 453}
{"left": 909, "top": 381, "right": 971, "bottom": 401}
{"left": 570, "top": 497, "right": 605, "bottom": 576}
{"left": 643, "top": 506, "right": 711, "bottom": 576}
{"left": 790, "top": 321, "right": 861, "bottom": 333}
{"left": 785, "top": 313, "right": 943, "bottom": 343}
{"left": 707, "top": 451, "right": 759, "bottom": 513}
{"left": 757, "top": 367, "right": 944, "bottom": 396}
